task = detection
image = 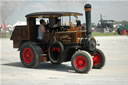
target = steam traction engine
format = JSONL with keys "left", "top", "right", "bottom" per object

{"left": 11, "top": 4, "right": 105, "bottom": 73}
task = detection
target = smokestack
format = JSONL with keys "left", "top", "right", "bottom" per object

{"left": 84, "top": 4, "right": 92, "bottom": 36}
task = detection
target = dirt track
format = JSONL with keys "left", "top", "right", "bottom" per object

{"left": 1, "top": 36, "right": 128, "bottom": 85}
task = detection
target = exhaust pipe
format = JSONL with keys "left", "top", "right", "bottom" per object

{"left": 84, "top": 4, "right": 92, "bottom": 36}
{"left": 81, "top": 4, "right": 96, "bottom": 51}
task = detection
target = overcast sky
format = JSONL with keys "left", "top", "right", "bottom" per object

{"left": 0, "top": 0, "right": 128, "bottom": 25}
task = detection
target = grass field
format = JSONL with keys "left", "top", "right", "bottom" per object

{"left": 92, "top": 32, "right": 119, "bottom": 36}
{"left": 0, "top": 32, "right": 12, "bottom": 38}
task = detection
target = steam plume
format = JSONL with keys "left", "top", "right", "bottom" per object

{"left": 0, "top": 0, "right": 24, "bottom": 24}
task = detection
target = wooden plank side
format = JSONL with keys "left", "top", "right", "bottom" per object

{"left": 13, "top": 40, "right": 21, "bottom": 48}
{"left": 55, "top": 31, "right": 86, "bottom": 44}
{"left": 11, "top": 26, "right": 28, "bottom": 40}
{"left": 55, "top": 32, "right": 77, "bottom": 43}
{"left": 22, "top": 27, "right": 28, "bottom": 40}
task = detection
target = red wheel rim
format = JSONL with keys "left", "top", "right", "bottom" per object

{"left": 92, "top": 53, "right": 102, "bottom": 66}
{"left": 23, "top": 48, "right": 34, "bottom": 64}
{"left": 50, "top": 47, "right": 61, "bottom": 61}
{"left": 52, "top": 47, "right": 60, "bottom": 52}
{"left": 75, "top": 56, "right": 87, "bottom": 70}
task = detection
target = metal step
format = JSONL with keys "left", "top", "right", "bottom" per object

{"left": 40, "top": 54, "right": 47, "bottom": 57}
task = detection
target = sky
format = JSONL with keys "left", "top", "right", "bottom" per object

{"left": 0, "top": 0, "right": 128, "bottom": 25}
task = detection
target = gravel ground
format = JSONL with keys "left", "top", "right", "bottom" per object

{"left": 0, "top": 36, "right": 128, "bottom": 85}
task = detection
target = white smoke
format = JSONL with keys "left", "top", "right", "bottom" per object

{"left": 0, "top": 0, "right": 25, "bottom": 24}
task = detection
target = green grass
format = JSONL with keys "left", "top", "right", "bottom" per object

{"left": 0, "top": 33, "right": 11, "bottom": 38}
{"left": 92, "top": 32, "right": 118, "bottom": 36}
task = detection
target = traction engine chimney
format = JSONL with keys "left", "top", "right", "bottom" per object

{"left": 84, "top": 4, "right": 92, "bottom": 36}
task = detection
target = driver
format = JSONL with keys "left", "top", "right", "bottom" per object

{"left": 53, "top": 19, "right": 61, "bottom": 31}
{"left": 37, "top": 19, "right": 46, "bottom": 40}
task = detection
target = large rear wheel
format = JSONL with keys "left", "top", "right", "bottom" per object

{"left": 71, "top": 50, "right": 93, "bottom": 73}
{"left": 20, "top": 42, "right": 43, "bottom": 68}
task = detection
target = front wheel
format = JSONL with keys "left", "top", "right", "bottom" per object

{"left": 71, "top": 50, "right": 93, "bottom": 73}
{"left": 91, "top": 48, "right": 105, "bottom": 69}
